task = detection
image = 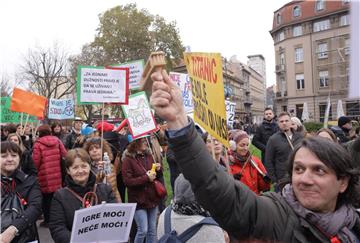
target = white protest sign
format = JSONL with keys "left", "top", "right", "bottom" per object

{"left": 349, "top": 1, "right": 360, "bottom": 98}
{"left": 121, "top": 91, "right": 157, "bottom": 138}
{"left": 48, "top": 98, "right": 74, "bottom": 120}
{"left": 169, "top": 72, "right": 194, "bottom": 114}
{"left": 112, "top": 60, "right": 144, "bottom": 90}
{"left": 77, "top": 66, "right": 129, "bottom": 104}
{"left": 225, "top": 100, "right": 236, "bottom": 129}
{"left": 70, "top": 203, "right": 136, "bottom": 243}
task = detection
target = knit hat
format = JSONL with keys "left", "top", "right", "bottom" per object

{"left": 338, "top": 116, "right": 351, "bottom": 128}
{"left": 174, "top": 174, "right": 195, "bottom": 204}
{"left": 96, "top": 121, "right": 114, "bottom": 132}
{"left": 233, "top": 130, "right": 249, "bottom": 144}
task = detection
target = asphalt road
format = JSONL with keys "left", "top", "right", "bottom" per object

{"left": 36, "top": 220, "right": 54, "bottom": 243}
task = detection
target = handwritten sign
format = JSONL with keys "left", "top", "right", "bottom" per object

{"left": 77, "top": 66, "right": 129, "bottom": 104}
{"left": 70, "top": 203, "right": 136, "bottom": 243}
{"left": 122, "top": 92, "right": 157, "bottom": 138}
{"left": 225, "top": 100, "right": 236, "bottom": 129}
{"left": 112, "top": 60, "right": 144, "bottom": 90}
{"left": 169, "top": 72, "right": 194, "bottom": 114}
{"left": 48, "top": 98, "right": 74, "bottom": 120}
{"left": 1, "top": 97, "right": 38, "bottom": 123}
{"left": 184, "top": 52, "right": 229, "bottom": 147}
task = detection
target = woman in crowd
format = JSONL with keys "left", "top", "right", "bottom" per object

{"left": 83, "top": 137, "right": 122, "bottom": 202}
{"left": 49, "top": 148, "right": 116, "bottom": 243}
{"left": 290, "top": 116, "right": 307, "bottom": 137}
{"left": 228, "top": 130, "right": 270, "bottom": 195}
{"left": 122, "top": 136, "right": 163, "bottom": 243}
{"left": 51, "top": 121, "right": 65, "bottom": 143}
{"left": 202, "top": 132, "right": 229, "bottom": 172}
{"left": 316, "top": 128, "right": 338, "bottom": 143}
{"left": 0, "top": 141, "right": 42, "bottom": 243}
{"left": 7, "top": 133, "right": 37, "bottom": 176}
{"left": 32, "top": 124, "right": 67, "bottom": 227}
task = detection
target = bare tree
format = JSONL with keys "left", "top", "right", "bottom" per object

{"left": 20, "top": 42, "right": 75, "bottom": 99}
{"left": 1, "top": 73, "right": 14, "bottom": 97}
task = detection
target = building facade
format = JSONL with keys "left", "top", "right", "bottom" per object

{"left": 270, "top": 0, "right": 359, "bottom": 122}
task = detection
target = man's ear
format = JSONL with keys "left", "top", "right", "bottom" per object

{"left": 339, "top": 176, "right": 350, "bottom": 193}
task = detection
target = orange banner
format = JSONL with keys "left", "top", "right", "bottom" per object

{"left": 10, "top": 88, "right": 47, "bottom": 118}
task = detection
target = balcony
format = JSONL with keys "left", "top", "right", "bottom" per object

{"left": 275, "top": 64, "right": 286, "bottom": 73}
{"left": 244, "top": 97, "right": 253, "bottom": 105}
{"left": 276, "top": 91, "right": 287, "bottom": 98}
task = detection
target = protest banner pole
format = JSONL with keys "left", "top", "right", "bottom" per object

{"left": 19, "top": 112, "right": 24, "bottom": 134}
{"left": 101, "top": 102, "right": 105, "bottom": 160}
{"left": 223, "top": 147, "right": 231, "bottom": 174}
{"left": 23, "top": 114, "right": 29, "bottom": 135}
{"left": 145, "top": 137, "right": 157, "bottom": 164}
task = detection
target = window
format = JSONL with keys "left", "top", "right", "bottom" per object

{"left": 296, "top": 104, "right": 303, "bottom": 119}
{"left": 295, "top": 47, "right": 303, "bottom": 63}
{"left": 340, "top": 14, "right": 349, "bottom": 26}
{"left": 280, "top": 77, "right": 286, "bottom": 96}
{"left": 282, "top": 106, "right": 288, "bottom": 112}
{"left": 346, "top": 101, "right": 360, "bottom": 117}
{"left": 318, "top": 43, "right": 328, "bottom": 59}
{"left": 313, "top": 19, "right": 330, "bottom": 32}
{"left": 345, "top": 38, "right": 350, "bottom": 55}
{"left": 296, "top": 74, "right": 305, "bottom": 90}
{"left": 293, "top": 6, "right": 301, "bottom": 17}
{"left": 343, "top": 0, "right": 350, "bottom": 4}
{"left": 319, "top": 70, "right": 329, "bottom": 87}
{"left": 277, "top": 31, "right": 285, "bottom": 41}
{"left": 293, "top": 25, "right": 302, "bottom": 37}
{"left": 280, "top": 52, "right": 285, "bottom": 65}
{"left": 316, "top": 0, "right": 325, "bottom": 11}
{"left": 276, "top": 13, "right": 282, "bottom": 25}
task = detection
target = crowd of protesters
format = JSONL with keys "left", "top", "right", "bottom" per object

{"left": 1, "top": 75, "right": 360, "bottom": 242}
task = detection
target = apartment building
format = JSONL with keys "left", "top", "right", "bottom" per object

{"left": 270, "top": 0, "right": 359, "bottom": 122}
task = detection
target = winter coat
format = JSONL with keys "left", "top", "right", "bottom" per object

{"left": 167, "top": 121, "right": 360, "bottom": 242}
{"left": 20, "top": 149, "right": 37, "bottom": 176}
{"left": 122, "top": 149, "right": 163, "bottom": 209}
{"left": 252, "top": 119, "right": 278, "bottom": 159}
{"left": 64, "top": 129, "right": 82, "bottom": 150}
{"left": 331, "top": 126, "right": 350, "bottom": 144}
{"left": 49, "top": 173, "right": 116, "bottom": 243}
{"left": 229, "top": 153, "right": 270, "bottom": 195}
{"left": 1, "top": 170, "right": 42, "bottom": 242}
{"left": 264, "top": 131, "right": 303, "bottom": 183}
{"left": 32, "top": 135, "right": 67, "bottom": 193}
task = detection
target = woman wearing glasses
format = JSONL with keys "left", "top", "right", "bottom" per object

{"left": 83, "top": 137, "right": 122, "bottom": 202}
{"left": 49, "top": 148, "right": 116, "bottom": 243}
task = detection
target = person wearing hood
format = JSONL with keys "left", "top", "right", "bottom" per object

{"left": 49, "top": 148, "right": 116, "bottom": 243}
{"left": 64, "top": 117, "right": 83, "bottom": 149}
{"left": 32, "top": 124, "right": 67, "bottom": 227}
{"left": 252, "top": 108, "right": 278, "bottom": 164}
{"left": 331, "top": 116, "right": 355, "bottom": 144}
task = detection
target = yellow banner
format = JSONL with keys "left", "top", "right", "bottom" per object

{"left": 184, "top": 52, "right": 229, "bottom": 147}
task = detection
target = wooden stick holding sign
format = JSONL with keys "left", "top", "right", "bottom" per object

{"left": 23, "top": 114, "right": 30, "bottom": 136}
{"left": 140, "top": 52, "right": 166, "bottom": 93}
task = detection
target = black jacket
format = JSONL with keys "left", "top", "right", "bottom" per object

{"left": 1, "top": 170, "right": 42, "bottom": 241}
{"left": 64, "top": 130, "right": 81, "bottom": 150}
{"left": 49, "top": 173, "right": 116, "bottom": 243}
{"left": 167, "top": 121, "right": 360, "bottom": 242}
{"left": 20, "top": 149, "right": 37, "bottom": 176}
{"left": 252, "top": 119, "right": 278, "bottom": 159}
{"left": 265, "top": 131, "right": 303, "bottom": 183}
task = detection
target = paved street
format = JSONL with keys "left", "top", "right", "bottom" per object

{"left": 36, "top": 221, "right": 54, "bottom": 243}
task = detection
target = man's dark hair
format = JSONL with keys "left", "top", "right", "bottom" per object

{"left": 288, "top": 136, "right": 360, "bottom": 207}
{"left": 278, "top": 111, "right": 290, "bottom": 119}
{"left": 264, "top": 107, "right": 273, "bottom": 112}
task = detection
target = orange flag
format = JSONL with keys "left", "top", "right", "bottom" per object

{"left": 10, "top": 88, "right": 47, "bottom": 118}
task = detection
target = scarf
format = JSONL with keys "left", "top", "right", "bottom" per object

{"left": 233, "top": 151, "right": 251, "bottom": 164}
{"left": 282, "top": 184, "right": 358, "bottom": 242}
{"left": 64, "top": 173, "right": 96, "bottom": 198}
{"left": 172, "top": 201, "right": 210, "bottom": 217}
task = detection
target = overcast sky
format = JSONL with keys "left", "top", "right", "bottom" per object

{"left": 0, "top": 0, "right": 290, "bottom": 87}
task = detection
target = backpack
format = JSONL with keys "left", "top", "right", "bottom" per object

{"left": 158, "top": 206, "right": 219, "bottom": 243}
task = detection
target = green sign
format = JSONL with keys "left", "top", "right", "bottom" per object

{"left": 0, "top": 97, "right": 38, "bottom": 123}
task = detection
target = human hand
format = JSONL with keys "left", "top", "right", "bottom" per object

{"left": 146, "top": 170, "right": 156, "bottom": 182}
{"left": 150, "top": 70, "right": 188, "bottom": 130}
{"left": 0, "top": 225, "right": 17, "bottom": 243}
{"left": 154, "top": 163, "right": 161, "bottom": 171}
{"left": 97, "top": 161, "right": 104, "bottom": 170}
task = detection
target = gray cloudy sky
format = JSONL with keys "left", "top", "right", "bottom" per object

{"left": 0, "top": 0, "right": 289, "bottom": 87}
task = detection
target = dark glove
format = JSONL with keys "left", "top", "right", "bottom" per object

{"left": 233, "top": 173, "right": 242, "bottom": 180}
{"left": 263, "top": 175, "right": 271, "bottom": 184}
